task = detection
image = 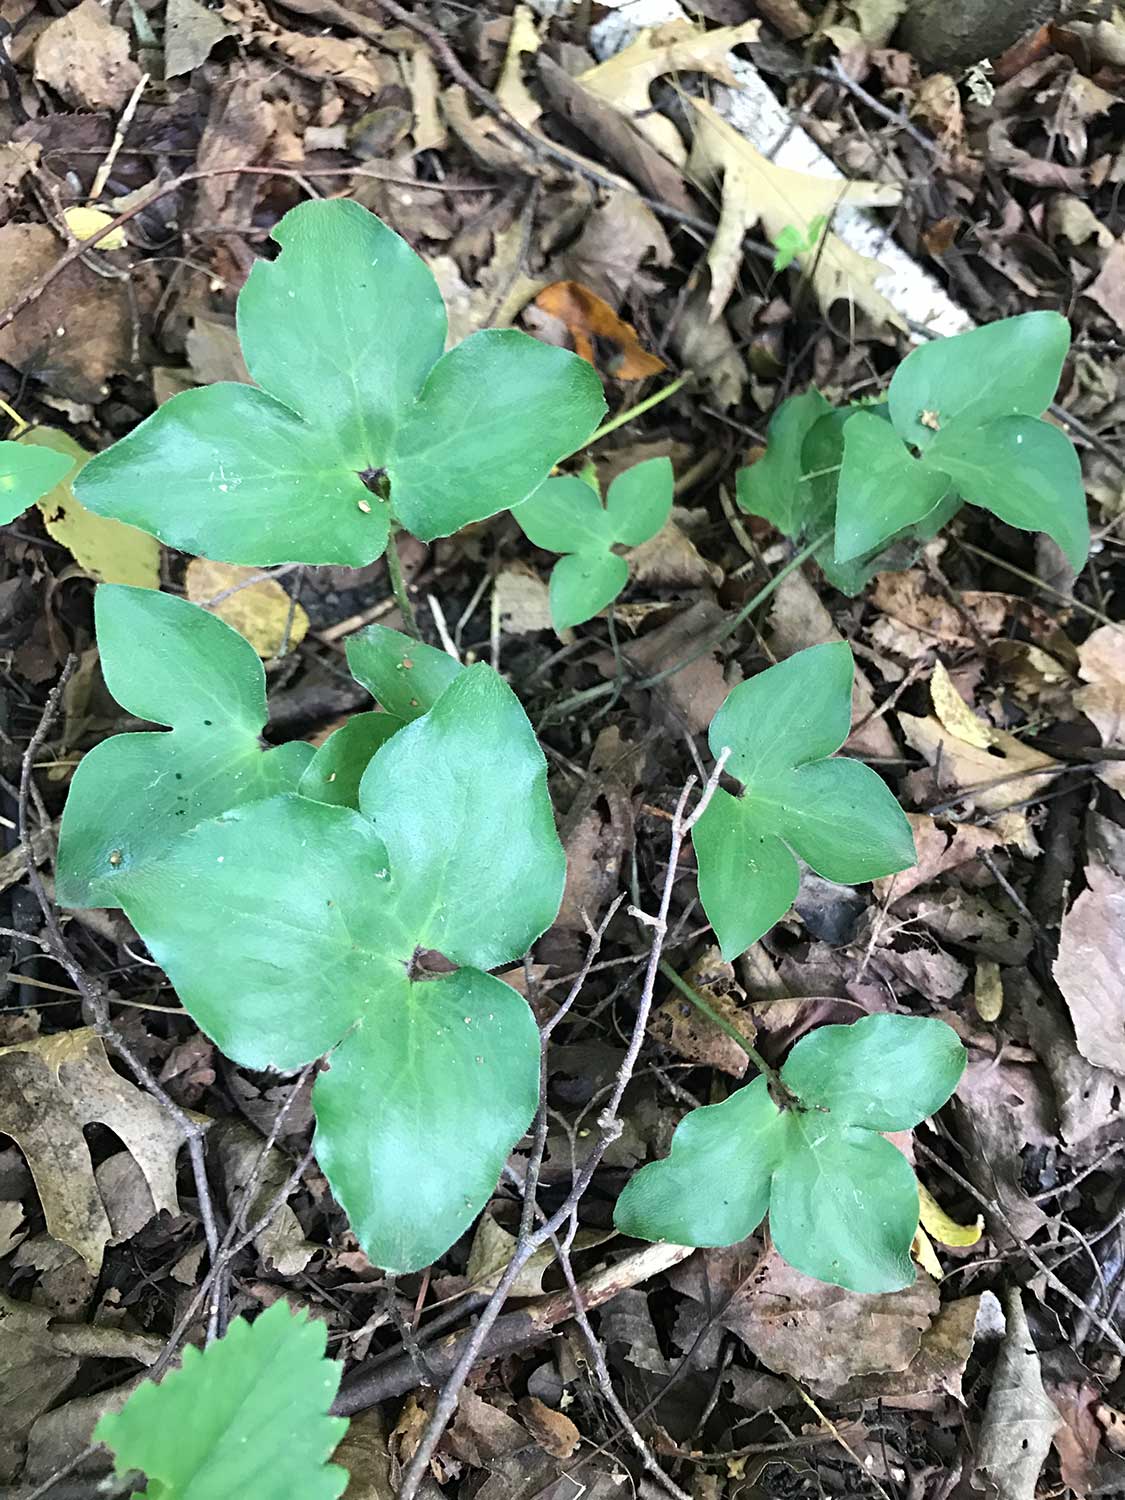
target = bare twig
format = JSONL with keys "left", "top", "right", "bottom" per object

{"left": 395, "top": 772, "right": 716, "bottom": 1499}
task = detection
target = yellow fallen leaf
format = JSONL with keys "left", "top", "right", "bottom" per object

{"left": 20, "top": 427, "right": 160, "bottom": 587}
{"left": 919, "top": 1182, "right": 983, "bottom": 1248}
{"left": 687, "top": 98, "right": 905, "bottom": 326}
{"left": 974, "top": 959, "right": 1004, "bottom": 1023}
{"left": 579, "top": 18, "right": 760, "bottom": 166}
{"left": 911, "top": 1224, "right": 944, "bottom": 1280}
{"left": 931, "top": 660, "right": 995, "bottom": 748}
{"left": 185, "top": 558, "right": 308, "bottom": 658}
{"left": 62, "top": 205, "right": 126, "bottom": 251}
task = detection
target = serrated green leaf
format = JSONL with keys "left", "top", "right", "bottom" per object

{"left": 75, "top": 200, "right": 606, "bottom": 565}
{"left": 514, "top": 458, "right": 673, "bottom": 630}
{"left": 0, "top": 438, "right": 73, "bottom": 525}
{"left": 345, "top": 623, "right": 462, "bottom": 721}
{"left": 835, "top": 411, "right": 951, "bottom": 563}
{"left": 926, "top": 414, "right": 1089, "bottom": 571}
{"left": 693, "top": 644, "right": 914, "bottom": 960}
{"left": 96, "top": 1299, "right": 348, "bottom": 1500}
{"left": 56, "top": 586, "right": 311, "bottom": 909}
{"left": 615, "top": 1013, "right": 967, "bottom": 1293}
{"left": 82, "top": 665, "right": 559, "bottom": 1271}
{"left": 735, "top": 388, "right": 830, "bottom": 537}
{"left": 888, "top": 311, "right": 1069, "bottom": 448}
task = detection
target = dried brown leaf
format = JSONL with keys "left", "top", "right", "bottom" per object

{"left": 34, "top": 0, "right": 142, "bottom": 110}
{"left": 975, "top": 1291, "right": 1061, "bottom": 1500}
{"left": 1075, "top": 623, "right": 1125, "bottom": 793}
{"left": 0, "top": 1030, "right": 190, "bottom": 1273}
{"left": 688, "top": 97, "right": 904, "bottom": 325}
{"left": 1054, "top": 862, "right": 1125, "bottom": 1076}
{"left": 534, "top": 281, "right": 666, "bottom": 380}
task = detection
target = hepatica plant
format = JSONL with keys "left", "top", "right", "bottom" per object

{"left": 73, "top": 198, "right": 607, "bottom": 566}
{"left": 738, "top": 311, "right": 1089, "bottom": 594}
{"left": 59, "top": 585, "right": 562, "bottom": 1273}
{"left": 513, "top": 455, "right": 674, "bottom": 630}
{"left": 0, "top": 439, "right": 73, "bottom": 524}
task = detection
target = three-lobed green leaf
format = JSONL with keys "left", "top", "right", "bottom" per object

{"left": 96, "top": 1299, "right": 348, "bottom": 1499}
{"left": 56, "top": 586, "right": 312, "bottom": 909}
{"left": 615, "top": 1013, "right": 967, "bottom": 1292}
{"left": 514, "top": 456, "right": 674, "bottom": 630}
{"left": 0, "top": 438, "right": 74, "bottom": 525}
{"left": 74, "top": 200, "right": 607, "bottom": 566}
{"left": 77, "top": 660, "right": 562, "bottom": 1272}
{"left": 836, "top": 312, "right": 1088, "bottom": 570}
{"left": 693, "top": 643, "right": 915, "bottom": 961}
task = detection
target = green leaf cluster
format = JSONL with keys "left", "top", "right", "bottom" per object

{"left": 615, "top": 1013, "right": 966, "bottom": 1292}
{"left": 58, "top": 587, "right": 562, "bottom": 1273}
{"left": 96, "top": 1299, "right": 348, "bottom": 1498}
{"left": 513, "top": 456, "right": 674, "bottom": 629}
{"left": 73, "top": 200, "right": 606, "bottom": 566}
{"left": 737, "top": 313, "right": 1088, "bottom": 591}
{"left": 694, "top": 642, "right": 915, "bottom": 961}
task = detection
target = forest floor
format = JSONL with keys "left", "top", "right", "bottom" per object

{"left": 2, "top": 2, "right": 1125, "bottom": 1498}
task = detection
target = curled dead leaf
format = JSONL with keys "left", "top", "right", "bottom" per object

{"left": 534, "top": 281, "right": 666, "bottom": 380}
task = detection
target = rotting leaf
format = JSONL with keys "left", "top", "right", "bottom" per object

{"left": 0, "top": 1294, "right": 81, "bottom": 1484}
{"left": 974, "top": 1291, "right": 1061, "bottom": 1500}
{"left": 185, "top": 558, "right": 310, "bottom": 658}
{"left": 687, "top": 98, "right": 904, "bottom": 325}
{"left": 534, "top": 281, "right": 667, "bottom": 380}
{"left": 0, "top": 1029, "right": 190, "bottom": 1273}
{"left": 1053, "top": 860, "right": 1125, "bottom": 1076}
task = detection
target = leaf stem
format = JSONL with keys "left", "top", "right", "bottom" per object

{"left": 0, "top": 396, "right": 28, "bottom": 436}
{"left": 657, "top": 958, "right": 785, "bottom": 1092}
{"left": 384, "top": 525, "right": 420, "bottom": 638}
{"left": 577, "top": 373, "right": 690, "bottom": 452}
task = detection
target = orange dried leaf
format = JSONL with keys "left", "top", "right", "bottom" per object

{"left": 535, "top": 280, "right": 666, "bottom": 380}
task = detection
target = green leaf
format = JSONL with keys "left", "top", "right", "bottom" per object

{"left": 298, "top": 713, "right": 399, "bottom": 809}
{"left": 735, "top": 389, "right": 831, "bottom": 537}
{"left": 514, "top": 458, "right": 673, "bottom": 630}
{"left": 96, "top": 664, "right": 559, "bottom": 1271}
{"left": 75, "top": 200, "right": 606, "bottom": 565}
{"left": 926, "top": 414, "right": 1089, "bottom": 571}
{"left": 835, "top": 411, "right": 950, "bottom": 563}
{"left": 888, "top": 312, "right": 1070, "bottom": 448}
{"left": 550, "top": 551, "right": 628, "bottom": 632}
{"left": 0, "top": 438, "right": 73, "bottom": 525}
{"left": 388, "top": 330, "right": 607, "bottom": 543}
{"left": 56, "top": 586, "right": 311, "bottom": 909}
{"left": 345, "top": 623, "right": 462, "bottom": 722}
{"left": 359, "top": 664, "right": 565, "bottom": 971}
{"left": 96, "top": 1298, "right": 348, "bottom": 1500}
{"left": 693, "top": 644, "right": 915, "bottom": 960}
{"left": 615, "top": 1013, "right": 967, "bottom": 1293}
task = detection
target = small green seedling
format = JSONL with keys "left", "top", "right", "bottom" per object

{"left": 693, "top": 642, "right": 915, "bottom": 961}
{"left": 772, "top": 214, "right": 828, "bottom": 271}
{"left": 738, "top": 312, "right": 1089, "bottom": 593}
{"left": 73, "top": 199, "right": 607, "bottom": 566}
{"left": 513, "top": 455, "right": 674, "bottom": 630}
{"left": 96, "top": 1299, "right": 349, "bottom": 1498}
{"left": 615, "top": 1012, "right": 967, "bottom": 1292}
{"left": 58, "top": 586, "right": 563, "bottom": 1273}
{"left": 0, "top": 439, "right": 74, "bottom": 525}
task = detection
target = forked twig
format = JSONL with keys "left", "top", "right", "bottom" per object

{"left": 395, "top": 762, "right": 727, "bottom": 1500}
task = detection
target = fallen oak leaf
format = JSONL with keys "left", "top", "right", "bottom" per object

{"left": 687, "top": 98, "right": 905, "bottom": 326}
{"left": 534, "top": 281, "right": 666, "bottom": 380}
{"left": 578, "top": 18, "right": 761, "bottom": 166}
{"left": 0, "top": 1029, "right": 192, "bottom": 1273}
